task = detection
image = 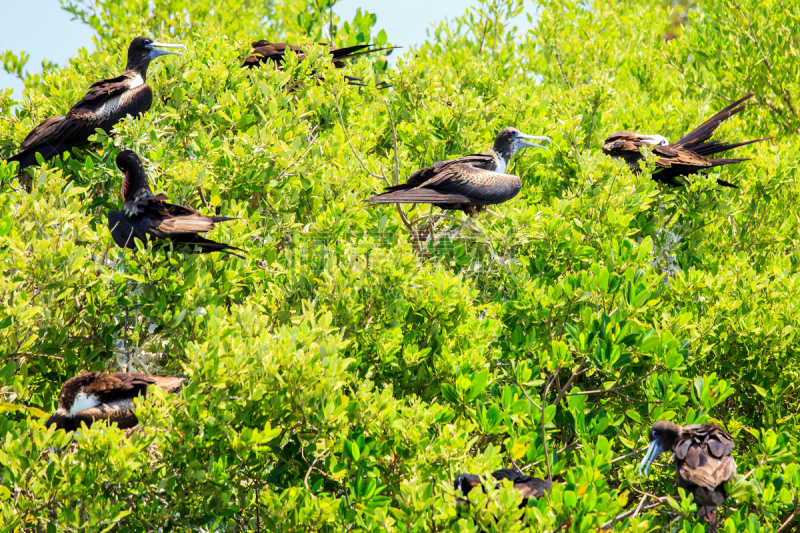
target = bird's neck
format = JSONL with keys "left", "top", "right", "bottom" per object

{"left": 490, "top": 148, "right": 513, "bottom": 173}
{"left": 124, "top": 59, "right": 150, "bottom": 81}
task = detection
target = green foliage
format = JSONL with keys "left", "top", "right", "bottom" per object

{"left": 1, "top": 0, "right": 799, "bottom": 531}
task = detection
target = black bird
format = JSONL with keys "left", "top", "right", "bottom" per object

{"left": 364, "top": 127, "right": 550, "bottom": 215}
{"left": 45, "top": 371, "right": 188, "bottom": 432}
{"left": 639, "top": 420, "right": 737, "bottom": 533}
{"left": 107, "top": 150, "right": 243, "bottom": 257}
{"left": 243, "top": 40, "right": 395, "bottom": 86}
{"left": 602, "top": 94, "right": 770, "bottom": 188}
{"left": 454, "top": 469, "right": 553, "bottom": 506}
{"left": 6, "top": 36, "right": 185, "bottom": 172}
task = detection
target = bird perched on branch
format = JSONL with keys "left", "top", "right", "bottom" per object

{"left": 45, "top": 371, "right": 187, "bottom": 432}
{"left": 639, "top": 420, "right": 737, "bottom": 533}
{"left": 602, "top": 94, "right": 770, "bottom": 188}
{"left": 243, "top": 40, "right": 396, "bottom": 87}
{"left": 364, "top": 127, "right": 550, "bottom": 215}
{"left": 5, "top": 36, "right": 185, "bottom": 172}
{"left": 454, "top": 469, "right": 553, "bottom": 505}
{"left": 108, "top": 150, "right": 243, "bottom": 257}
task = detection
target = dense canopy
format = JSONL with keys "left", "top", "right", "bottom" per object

{"left": 1, "top": 0, "right": 799, "bottom": 532}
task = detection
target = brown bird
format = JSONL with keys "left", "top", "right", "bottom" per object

{"left": 45, "top": 371, "right": 188, "bottom": 432}
{"left": 364, "top": 127, "right": 550, "bottom": 215}
{"left": 242, "top": 40, "right": 396, "bottom": 86}
{"left": 107, "top": 150, "right": 243, "bottom": 258}
{"left": 5, "top": 37, "right": 185, "bottom": 172}
{"left": 639, "top": 421, "right": 737, "bottom": 533}
{"left": 602, "top": 94, "right": 770, "bottom": 187}
{"left": 454, "top": 469, "right": 553, "bottom": 505}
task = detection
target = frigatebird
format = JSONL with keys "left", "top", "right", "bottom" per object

{"left": 454, "top": 469, "right": 553, "bottom": 505}
{"left": 108, "top": 150, "right": 243, "bottom": 257}
{"left": 243, "top": 40, "right": 395, "bottom": 86}
{"left": 603, "top": 94, "right": 770, "bottom": 188}
{"left": 45, "top": 371, "right": 188, "bottom": 432}
{"left": 5, "top": 36, "right": 185, "bottom": 172}
{"left": 364, "top": 127, "right": 550, "bottom": 215}
{"left": 639, "top": 420, "right": 737, "bottom": 533}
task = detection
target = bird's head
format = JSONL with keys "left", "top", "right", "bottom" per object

{"left": 116, "top": 150, "right": 151, "bottom": 207}
{"left": 126, "top": 36, "right": 186, "bottom": 75}
{"left": 453, "top": 474, "right": 483, "bottom": 496}
{"left": 638, "top": 420, "right": 681, "bottom": 476}
{"left": 493, "top": 127, "right": 551, "bottom": 163}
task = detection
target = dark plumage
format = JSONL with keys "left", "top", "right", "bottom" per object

{"left": 603, "top": 94, "right": 770, "bottom": 188}
{"left": 454, "top": 468, "right": 553, "bottom": 505}
{"left": 108, "top": 150, "right": 243, "bottom": 257}
{"left": 364, "top": 127, "right": 550, "bottom": 215}
{"left": 5, "top": 37, "right": 185, "bottom": 172}
{"left": 243, "top": 40, "right": 395, "bottom": 87}
{"left": 639, "top": 420, "right": 737, "bottom": 533}
{"left": 45, "top": 371, "right": 188, "bottom": 432}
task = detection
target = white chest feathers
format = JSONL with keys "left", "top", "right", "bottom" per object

{"left": 129, "top": 74, "right": 145, "bottom": 89}
{"left": 69, "top": 391, "right": 101, "bottom": 416}
{"left": 495, "top": 157, "right": 507, "bottom": 174}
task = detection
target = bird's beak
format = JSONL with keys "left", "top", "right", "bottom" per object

{"left": 147, "top": 41, "right": 187, "bottom": 59}
{"left": 638, "top": 440, "right": 664, "bottom": 477}
{"left": 517, "top": 133, "right": 551, "bottom": 150}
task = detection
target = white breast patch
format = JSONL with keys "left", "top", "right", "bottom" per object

{"left": 69, "top": 391, "right": 101, "bottom": 415}
{"left": 495, "top": 158, "right": 507, "bottom": 174}
{"left": 129, "top": 74, "right": 144, "bottom": 89}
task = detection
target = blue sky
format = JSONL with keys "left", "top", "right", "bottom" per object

{"left": 0, "top": 1, "right": 533, "bottom": 100}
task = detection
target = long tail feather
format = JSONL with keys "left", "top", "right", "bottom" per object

{"left": 332, "top": 45, "right": 401, "bottom": 61}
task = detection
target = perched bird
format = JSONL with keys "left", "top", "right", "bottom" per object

{"left": 454, "top": 469, "right": 553, "bottom": 506}
{"left": 639, "top": 420, "right": 737, "bottom": 533}
{"left": 602, "top": 94, "right": 770, "bottom": 188}
{"left": 364, "top": 127, "right": 550, "bottom": 215}
{"left": 45, "top": 371, "right": 188, "bottom": 432}
{"left": 5, "top": 36, "right": 185, "bottom": 172}
{"left": 243, "top": 40, "right": 395, "bottom": 86}
{"left": 107, "top": 150, "right": 243, "bottom": 257}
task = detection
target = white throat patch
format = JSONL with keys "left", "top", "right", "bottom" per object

{"left": 69, "top": 391, "right": 101, "bottom": 416}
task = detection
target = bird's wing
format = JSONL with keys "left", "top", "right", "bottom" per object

{"left": 151, "top": 375, "right": 189, "bottom": 393}
{"left": 416, "top": 163, "right": 522, "bottom": 204}
{"left": 652, "top": 144, "right": 713, "bottom": 169}
{"left": 149, "top": 213, "right": 220, "bottom": 236}
{"left": 71, "top": 74, "right": 133, "bottom": 109}
{"left": 674, "top": 94, "right": 754, "bottom": 149}
{"left": 676, "top": 424, "right": 737, "bottom": 490}
{"left": 17, "top": 115, "right": 89, "bottom": 152}
{"left": 386, "top": 152, "right": 500, "bottom": 191}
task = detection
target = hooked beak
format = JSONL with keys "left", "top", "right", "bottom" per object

{"left": 517, "top": 133, "right": 551, "bottom": 150}
{"left": 147, "top": 41, "right": 187, "bottom": 59}
{"left": 638, "top": 440, "right": 665, "bottom": 477}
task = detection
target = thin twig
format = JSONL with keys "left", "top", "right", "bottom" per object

{"left": 551, "top": 357, "right": 588, "bottom": 406}
{"left": 541, "top": 370, "right": 557, "bottom": 481}
{"left": 564, "top": 368, "right": 658, "bottom": 397}
{"left": 611, "top": 446, "right": 648, "bottom": 464}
